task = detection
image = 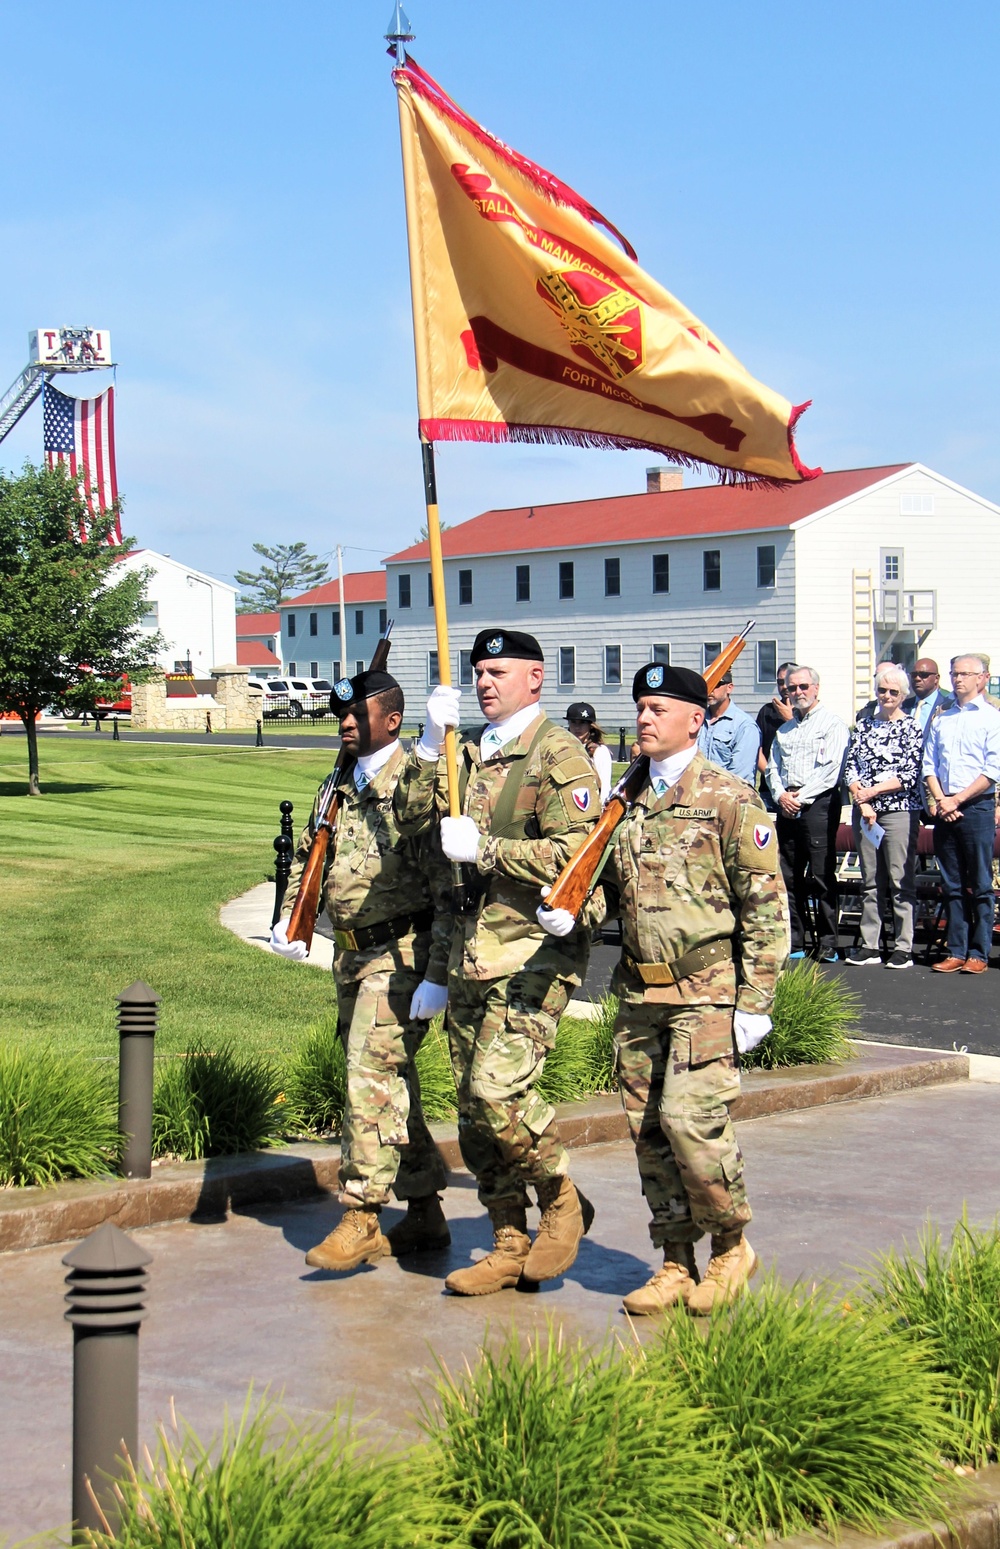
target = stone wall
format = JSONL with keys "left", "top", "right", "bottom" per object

{"left": 211, "top": 664, "right": 261, "bottom": 730}
{"left": 131, "top": 667, "right": 262, "bottom": 731}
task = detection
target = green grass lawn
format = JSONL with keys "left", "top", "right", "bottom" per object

{"left": 0, "top": 739, "right": 339, "bottom": 1059}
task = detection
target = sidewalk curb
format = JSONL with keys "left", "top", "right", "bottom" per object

{"left": 0, "top": 1047, "right": 968, "bottom": 1255}
{"left": 778, "top": 1465, "right": 1000, "bottom": 1548}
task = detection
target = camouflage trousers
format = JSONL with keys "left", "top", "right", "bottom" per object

{"left": 446, "top": 969, "right": 571, "bottom": 1210}
{"left": 614, "top": 1002, "right": 751, "bottom": 1246}
{"left": 335, "top": 964, "right": 447, "bottom": 1209}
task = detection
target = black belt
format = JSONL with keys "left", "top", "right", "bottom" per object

{"left": 333, "top": 907, "right": 434, "bottom": 952}
{"left": 622, "top": 938, "right": 733, "bottom": 987}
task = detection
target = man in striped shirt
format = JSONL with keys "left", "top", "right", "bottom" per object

{"left": 766, "top": 666, "right": 849, "bottom": 962}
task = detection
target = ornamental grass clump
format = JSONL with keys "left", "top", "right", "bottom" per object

{"left": 0, "top": 1045, "right": 118, "bottom": 1186}
{"left": 866, "top": 1214, "right": 1000, "bottom": 1464}
{"left": 92, "top": 1397, "right": 443, "bottom": 1549}
{"left": 412, "top": 1016, "right": 458, "bottom": 1122}
{"left": 744, "top": 959, "right": 857, "bottom": 1069}
{"left": 152, "top": 1044, "right": 287, "bottom": 1160}
{"left": 420, "top": 1325, "right": 715, "bottom": 1549}
{"left": 654, "top": 1275, "right": 954, "bottom": 1545}
{"left": 284, "top": 1016, "right": 347, "bottom": 1134}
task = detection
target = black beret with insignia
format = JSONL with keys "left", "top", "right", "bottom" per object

{"left": 631, "top": 663, "right": 708, "bottom": 708}
{"left": 470, "top": 628, "right": 544, "bottom": 665}
{"left": 330, "top": 669, "right": 401, "bottom": 717}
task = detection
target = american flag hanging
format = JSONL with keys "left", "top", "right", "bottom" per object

{"left": 43, "top": 382, "right": 121, "bottom": 543}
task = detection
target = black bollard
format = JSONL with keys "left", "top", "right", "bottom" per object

{"left": 255, "top": 718, "right": 263, "bottom": 748}
{"left": 418, "top": 721, "right": 424, "bottom": 739}
{"left": 64, "top": 1222, "right": 151, "bottom": 1542}
{"left": 94, "top": 715, "right": 102, "bottom": 733}
{"left": 81, "top": 711, "right": 89, "bottom": 728}
{"left": 112, "top": 716, "right": 120, "bottom": 742}
{"left": 117, "top": 982, "right": 159, "bottom": 1179}
{"left": 272, "top": 800, "right": 295, "bottom": 924}
{"left": 617, "top": 726, "right": 627, "bottom": 761}
{"left": 205, "top": 711, "right": 213, "bottom": 735}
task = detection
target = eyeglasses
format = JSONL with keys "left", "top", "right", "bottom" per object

{"left": 952, "top": 671, "right": 982, "bottom": 679}
{"left": 876, "top": 688, "right": 902, "bottom": 696}
{"left": 912, "top": 671, "right": 935, "bottom": 679}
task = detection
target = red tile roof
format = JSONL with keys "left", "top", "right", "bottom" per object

{"left": 284, "top": 570, "right": 386, "bottom": 607}
{"left": 237, "top": 640, "right": 281, "bottom": 668}
{"left": 236, "top": 612, "right": 280, "bottom": 635}
{"left": 385, "top": 465, "right": 913, "bottom": 562}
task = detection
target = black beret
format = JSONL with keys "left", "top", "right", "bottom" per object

{"left": 631, "top": 663, "right": 708, "bottom": 708}
{"left": 470, "top": 629, "right": 544, "bottom": 664}
{"left": 330, "top": 669, "right": 401, "bottom": 716}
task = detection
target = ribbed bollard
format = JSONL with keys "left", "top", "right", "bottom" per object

{"left": 64, "top": 1223, "right": 152, "bottom": 1542}
{"left": 255, "top": 718, "right": 263, "bottom": 747}
{"left": 117, "top": 982, "right": 160, "bottom": 1179}
{"left": 271, "top": 800, "right": 294, "bottom": 924}
{"left": 617, "top": 726, "right": 627, "bottom": 761}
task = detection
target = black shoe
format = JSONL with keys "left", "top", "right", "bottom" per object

{"left": 885, "top": 950, "right": 913, "bottom": 969}
{"left": 846, "top": 947, "right": 882, "bottom": 966}
{"left": 817, "top": 948, "right": 840, "bottom": 963}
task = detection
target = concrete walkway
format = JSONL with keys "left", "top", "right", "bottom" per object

{"left": 3, "top": 1080, "right": 1000, "bottom": 1546}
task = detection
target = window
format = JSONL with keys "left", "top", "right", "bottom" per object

{"left": 379, "top": 608, "right": 387, "bottom": 633}
{"left": 398, "top": 574, "right": 411, "bottom": 608}
{"left": 882, "top": 549, "right": 903, "bottom": 583}
{"left": 652, "top": 553, "right": 670, "bottom": 594}
{"left": 331, "top": 612, "right": 341, "bottom": 635}
{"left": 900, "top": 493, "right": 934, "bottom": 515}
{"left": 516, "top": 564, "right": 531, "bottom": 602}
{"left": 458, "top": 569, "right": 473, "bottom": 605}
{"left": 309, "top": 611, "right": 318, "bottom": 636}
{"left": 559, "top": 646, "right": 576, "bottom": 685}
{"left": 287, "top": 614, "right": 296, "bottom": 638}
{"left": 651, "top": 642, "right": 670, "bottom": 665}
{"left": 459, "top": 650, "right": 474, "bottom": 685}
{"left": 756, "top": 640, "right": 777, "bottom": 682}
{"left": 756, "top": 544, "right": 776, "bottom": 588}
{"left": 355, "top": 659, "right": 364, "bottom": 675}
{"left": 703, "top": 642, "right": 722, "bottom": 672}
{"left": 354, "top": 609, "right": 364, "bottom": 634}
{"left": 427, "top": 650, "right": 440, "bottom": 687}
{"left": 604, "top": 556, "right": 621, "bottom": 597}
{"left": 559, "top": 561, "right": 575, "bottom": 599}
{"left": 604, "top": 645, "right": 622, "bottom": 685}
{"left": 309, "top": 661, "right": 318, "bottom": 677}
{"left": 288, "top": 661, "right": 297, "bottom": 676}
{"left": 333, "top": 661, "right": 341, "bottom": 680}
{"left": 427, "top": 573, "right": 434, "bottom": 606}
{"left": 140, "top": 599, "right": 158, "bottom": 628}
{"left": 703, "top": 550, "right": 721, "bottom": 590}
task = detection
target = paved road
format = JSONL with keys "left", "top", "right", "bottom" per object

{"left": 2, "top": 1080, "right": 998, "bottom": 1546}
{"left": 23, "top": 725, "right": 345, "bottom": 751}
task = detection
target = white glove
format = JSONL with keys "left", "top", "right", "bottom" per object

{"left": 270, "top": 918, "right": 307, "bottom": 961}
{"left": 536, "top": 885, "right": 577, "bottom": 937}
{"left": 733, "top": 1010, "right": 771, "bottom": 1054}
{"left": 409, "top": 980, "right": 449, "bottom": 1020}
{"left": 440, "top": 814, "right": 481, "bottom": 863}
{"left": 417, "top": 685, "right": 463, "bottom": 759}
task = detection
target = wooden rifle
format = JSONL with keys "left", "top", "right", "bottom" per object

{"left": 285, "top": 621, "right": 394, "bottom": 952}
{"left": 542, "top": 622, "right": 755, "bottom": 919}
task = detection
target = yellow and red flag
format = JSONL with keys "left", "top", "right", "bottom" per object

{"left": 395, "top": 59, "right": 818, "bottom": 485}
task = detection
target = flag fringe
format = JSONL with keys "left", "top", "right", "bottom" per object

{"left": 420, "top": 418, "right": 816, "bottom": 489}
{"left": 787, "top": 400, "right": 821, "bottom": 481}
{"left": 396, "top": 57, "right": 639, "bottom": 261}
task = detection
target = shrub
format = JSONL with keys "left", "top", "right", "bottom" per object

{"left": 0, "top": 1045, "right": 118, "bottom": 1186}
{"left": 656, "top": 1276, "right": 954, "bottom": 1544}
{"left": 412, "top": 1017, "right": 457, "bottom": 1122}
{"left": 284, "top": 1016, "right": 347, "bottom": 1134}
{"left": 866, "top": 1214, "right": 1000, "bottom": 1464}
{"left": 538, "top": 995, "right": 619, "bottom": 1105}
{"left": 744, "top": 959, "right": 857, "bottom": 1069}
{"left": 152, "top": 1044, "right": 287, "bottom": 1160}
{"left": 93, "top": 1396, "right": 445, "bottom": 1549}
{"left": 420, "top": 1326, "right": 715, "bottom": 1548}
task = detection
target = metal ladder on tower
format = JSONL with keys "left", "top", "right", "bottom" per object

{"left": 0, "top": 361, "right": 51, "bottom": 446}
{"left": 852, "top": 569, "right": 874, "bottom": 715}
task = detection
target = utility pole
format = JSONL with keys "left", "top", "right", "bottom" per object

{"left": 336, "top": 544, "right": 349, "bottom": 678}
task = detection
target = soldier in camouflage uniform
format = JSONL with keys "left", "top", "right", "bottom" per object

{"left": 393, "top": 629, "right": 601, "bottom": 1295}
{"left": 270, "top": 669, "right": 453, "bottom": 1273}
{"left": 539, "top": 663, "right": 789, "bottom": 1315}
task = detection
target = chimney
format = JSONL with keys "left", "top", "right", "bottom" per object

{"left": 646, "top": 467, "right": 684, "bottom": 494}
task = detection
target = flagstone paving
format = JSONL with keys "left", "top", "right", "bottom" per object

{"left": 3, "top": 1079, "right": 999, "bottom": 1545}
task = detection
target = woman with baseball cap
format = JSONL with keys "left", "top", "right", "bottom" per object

{"left": 565, "top": 701, "right": 613, "bottom": 803}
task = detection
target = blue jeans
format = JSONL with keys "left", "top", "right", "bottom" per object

{"left": 933, "top": 797, "right": 996, "bottom": 961}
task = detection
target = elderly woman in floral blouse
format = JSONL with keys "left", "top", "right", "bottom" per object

{"left": 844, "top": 663, "right": 925, "bottom": 968}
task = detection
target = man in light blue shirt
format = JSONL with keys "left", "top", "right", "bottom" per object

{"left": 906, "top": 658, "right": 953, "bottom": 733}
{"left": 697, "top": 671, "right": 760, "bottom": 784}
{"left": 922, "top": 654, "right": 1000, "bottom": 972}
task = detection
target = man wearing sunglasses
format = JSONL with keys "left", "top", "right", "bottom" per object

{"left": 907, "top": 659, "right": 953, "bottom": 733}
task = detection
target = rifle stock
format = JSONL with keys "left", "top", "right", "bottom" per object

{"left": 285, "top": 622, "right": 394, "bottom": 951}
{"left": 543, "top": 622, "right": 755, "bottom": 918}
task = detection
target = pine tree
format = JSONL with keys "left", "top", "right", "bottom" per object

{"left": 235, "top": 543, "right": 330, "bottom": 612}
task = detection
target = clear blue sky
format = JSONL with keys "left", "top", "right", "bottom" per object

{"left": 2, "top": 2, "right": 997, "bottom": 585}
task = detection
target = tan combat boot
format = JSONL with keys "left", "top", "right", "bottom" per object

{"left": 304, "top": 1208, "right": 390, "bottom": 1272}
{"left": 521, "top": 1176, "right": 595, "bottom": 1284}
{"left": 386, "top": 1194, "right": 452, "bottom": 1257}
{"left": 622, "top": 1243, "right": 700, "bottom": 1316}
{"left": 445, "top": 1203, "right": 530, "bottom": 1296}
{"left": 686, "top": 1233, "right": 758, "bottom": 1316}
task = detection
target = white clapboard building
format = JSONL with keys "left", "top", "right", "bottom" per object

{"left": 119, "top": 549, "right": 237, "bottom": 674}
{"left": 383, "top": 463, "right": 1000, "bottom": 725}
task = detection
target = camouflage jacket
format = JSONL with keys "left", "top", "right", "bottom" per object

{"left": 393, "top": 714, "right": 601, "bottom": 982}
{"left": 282, "top": 744, "right": 452, "bottom": 986}
{"left": 604, "top": 752, "right": 789, "bottom": 1024}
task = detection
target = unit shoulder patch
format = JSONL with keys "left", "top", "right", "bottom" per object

{"left": 737, "top": 807, "right": 778, "bottom": 871}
